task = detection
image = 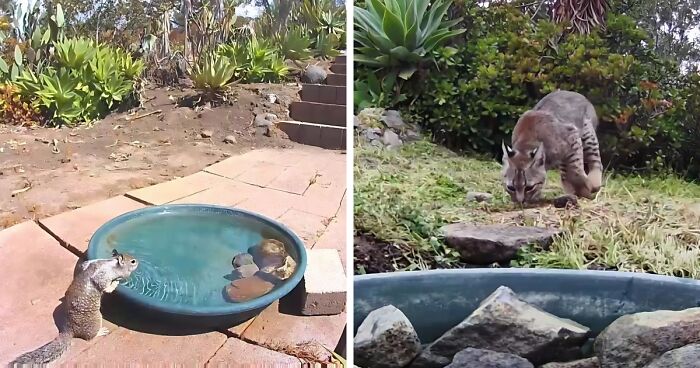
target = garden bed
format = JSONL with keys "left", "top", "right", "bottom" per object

{"left": 354, "top": 139, "right": 700, "bottom": 278}
{"left": 0, "top": 83, "right": 299, "bottom": 230}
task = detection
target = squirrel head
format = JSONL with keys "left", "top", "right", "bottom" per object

{"left": 111, "top": 249, "right": 139, "bottom": 279}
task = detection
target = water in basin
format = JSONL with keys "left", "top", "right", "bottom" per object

{"left": 92, "top": 210, "right": 295, "bottom": 308}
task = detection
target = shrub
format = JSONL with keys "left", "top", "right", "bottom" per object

{"left": 0, "top": 83, "right": 41, "bottom": 126}
{"left": 388, "top": 4, "right": 700, "bottom": 178}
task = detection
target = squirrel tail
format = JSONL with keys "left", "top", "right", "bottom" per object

{"left": 10, "top": 332, "right": 72, "bottom": 366}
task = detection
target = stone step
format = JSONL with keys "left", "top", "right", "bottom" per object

{"left": 301, "top": 84, "right": 346, "bottom": 105}
{"left": 326, "top": 73, "right": 346, "bottom": 86}
{"left": 334, "top": 55, "right": 346, "bottom": 64}
{"left": 290, "top": 101, "right": 345, "bottom": 126}
{"left": 329, "top": 63, "right": 347, "bottom": 74}
{"left": 276, "top": 121, "right": 346, "bottom": 150}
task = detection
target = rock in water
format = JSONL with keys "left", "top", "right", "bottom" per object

{"left": 232, "top": 253, "right": 254, "bottom": 268}
{"left": 594, "top": 308, "right": 700, "bottom": 368}
{"left": 301, "top": 65, "right": 327, "bottom": 84}
{"left": 644, "top": 344, "right": 700, "bottom": 368}
{"left": 412, "top": 286, "right": 589, "bottom": 368}
{"left": 439, "top": 224, "right": 561, "bottom": 264}
{"left": 225, "top": 275, "right": 275, "bottom": 302}
{"left": 445, "top": 348, "right": 533, "bottom": 368}
{"left": 355, "top": 305, "right": 422, "bottom": 368}
{"left": 232, "top": 263, "right": 259, "bottom": 278}
{"left": 540, "top": 357, "right": 600, "bottom": 368}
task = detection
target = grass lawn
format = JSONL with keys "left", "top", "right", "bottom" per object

{"left": 354, "top": 138, "right": 700, "bottom": 278}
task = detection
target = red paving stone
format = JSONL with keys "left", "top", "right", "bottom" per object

{"left": 39, "top": 195, "right": 145, "bottom": 254}
{"left": 62, "top": 328, "right": 227, "bottom": 365}
{"left": 266, "top": 165, "right": 319, "bottom": 195}
{"left": 234, "top": 189, "right": 301, "bottom": 220}
{"left": 126, "top": 171, "right": 229, "bottom": 205}
{"left": 236, "top": 161, "right": 288, "bottom": 187}
{"left": 277, "top": 209, "right": 330, "bottom": 247}
{"left": 225, "top": 316, "right": 257, "bottom": 337}
{"left": 170, "top": 181, "right": 260, "bottom": 206}
{"left": 207, "top": 338, "right": 300, "bottom": 367}
{"left": 0, "top": 222, "right": 78, "bottom": 364}
{"left": 291, "top": 162, "right": 346, "bottom": 218}
{"left": 242, "top": 301, "right": 346, "bottom": 361}
{"left": 313, "top": 215, "right": 347, "bottom": 271}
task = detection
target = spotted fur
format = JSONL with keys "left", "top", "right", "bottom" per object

{"left": 502, "top": 90, "right": 603, "bottom": 204}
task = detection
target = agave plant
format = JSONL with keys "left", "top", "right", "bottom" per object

{"left": 54, "top": 37, "right": 97, "bottom": 69}
{"left": 279, "top": 26, "right": 313, "bottom": 62}
{"left": 354, "top": 0, "right": 465, "bottom": 80}
{"left": 190, "top": 52, "right": 236, "bottom": 93}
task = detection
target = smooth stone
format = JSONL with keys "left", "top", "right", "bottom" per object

{"left": 594, "top": 308, "right": 700, "bottom": 368}
{"left": 381, "top": 110, "right": 406, "bottom": 129}
{"left": 440, "top": 224, "right": 561, "bottom": 264}
{"left": 644, "top": 344, "right": 700, "bottom": 368}
{"left": 412, "top": 286, "right": 589, "bottom": 368}
{"left": 382, "top": 130, "right": 402, "bottom": 148}
{"left": 445, "top": 348, "right": 533, "bottom": 368}
{"left": 355, "top": 305, "right": 422, "bottom": 368}
{"left": 301, "top": 65, "right": 327, "bottom": 84}
{"left": 540, "top": 357, "right": 600, "bottom": 368}
{"left": 232, "top": 253, "right": 254, "bottom": 267}
{"left": 466, "top": 192, "right": 494, "bottom": 203}
{"left": 233, "top": 263, "right": 259, "bottom": 278}
{"left": 225, "top": 274, "right": 275, "bottom": 302}
{"left": 223, "top": 135, "right": 237, "bottom": 144}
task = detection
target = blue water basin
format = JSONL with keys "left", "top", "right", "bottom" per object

{"left": 87, "top": 204, "right": 307, "bottom": 322}
{"left": 354, "top": 269, "right": 700, "bottom": 343}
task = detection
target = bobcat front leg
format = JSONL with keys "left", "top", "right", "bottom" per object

{"left": 581, "top": 119, "right": 603, "bottom": 193}
{"left": 560, "top": 136, "right": 594, "bottom": 199}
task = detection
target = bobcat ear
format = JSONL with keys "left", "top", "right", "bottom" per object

{"left": 530, "top": 143, "right": 545, "bottom": 166}
{"left": 502, "top": 141, "right": 515, "bottom": 159}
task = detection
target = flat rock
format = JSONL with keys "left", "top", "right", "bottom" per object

{"left": 644, "top": 344, "right": 700, "bottom": 368}
{"left": 412, "top": 286, "right": 589, "bottom": 368}
{"left": 382, "top": 130, "right": 402, "bottom": 148}
{"left": 232, "top": 263, "right": 259, "bottom": 278}
{"left": 541, "top": 357, "right": 600, "bottom": 368}
{"left": 440, "top": 224, "right": 561, "bottom": 264}
{"left": 445, "top": 348, "right": 533, "bottom": 368}
{"left": 594, "top": 308, "right": 700, "bottom": 368}
{"left": 466, "top": 192, "right": 494, "bottom": 203}
{"left": 382, "top": 110, "right": 406, "bottom": 129}
{"left": 225, "top": 274, "right": 275, "bottom": 303}
{"left": 355, "top": 305, "right": 422, "bottom": 368}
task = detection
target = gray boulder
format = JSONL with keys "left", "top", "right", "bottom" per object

{"left": 382, "top": 130, "right": 402, "bottom": 149}
{"left": 540, "top": 357, "right": 600, "bottom": 368}
{"left": 594, "top": 308, "right": 700, "bottom": 368}
{"left": 644, "top": 344, "right": 700, "bottom": 368}
{"left": 382, "top": 110, "right": 406, "bottom": 129}
{"left": 355, "top": 305, "right": 422, "bottom": 368}
{"left": 302, "top": 65, "right": 327, "bottom": 84}
{"left": 412, "top": 286, "right": 589, "bottom": 368}
{"left": 445, "top": 348, "right": 533, "bottom": 368}
{"left": 440, "top": 224, "right": 561, "bottom": 264}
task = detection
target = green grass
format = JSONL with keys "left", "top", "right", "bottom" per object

{"left": 354, "top": 138, "right": 700, "bottom": 277}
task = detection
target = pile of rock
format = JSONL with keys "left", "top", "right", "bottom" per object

{"left": 354, "top": 286, "right": 700, "bottom": 368}
{"left": 355, "top": 108, "right": 421, "bottom": 149}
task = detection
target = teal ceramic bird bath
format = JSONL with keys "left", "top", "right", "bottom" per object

{"left": 87, "top": 204, "right": 307, "bottom": 326}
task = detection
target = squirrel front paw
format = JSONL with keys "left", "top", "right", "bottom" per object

{"left": 104, "top": 280, "right": 120, "bottom": 293}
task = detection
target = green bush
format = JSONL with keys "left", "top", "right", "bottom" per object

{"left": 217, "top": 38, "right": 289, "bottom": 83}
{"left": 379, "top": 4, "right": 700, "bottom": 178}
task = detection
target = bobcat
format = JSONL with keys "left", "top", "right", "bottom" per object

{"left": 502, "top": 90, "right": 603, "bottom": 204}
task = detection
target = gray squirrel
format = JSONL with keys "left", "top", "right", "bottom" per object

{"left": 11, "top": 249, "right": 139, "bottom": 366}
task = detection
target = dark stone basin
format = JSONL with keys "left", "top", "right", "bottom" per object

{"left": 354, "top": 269, "right": 700, "bottom": 343}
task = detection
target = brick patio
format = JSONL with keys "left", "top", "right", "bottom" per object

{"left": 0, "top": 146, "right": 347, "bottom": 366}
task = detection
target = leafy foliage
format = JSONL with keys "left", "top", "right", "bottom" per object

{"left": 377, "top": 3, "right": 700, "bottom": 178}
{"left": 0, "top": 82, "right": 41, "bottom": 126}
{"left": 190, "top": 51, "right": 235, "bottom": 92}
{"left": 354, "top": 0, "right": 465, "bottom": 80}
{"left": 218, "top": 38, "right": 288, "bottom": 83}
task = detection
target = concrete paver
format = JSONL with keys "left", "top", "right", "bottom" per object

{"left": 277, "top": 209, "right": 330, "bottom": 247}
{"left": 207, "top": 338, "right": 300, "bottom": 367}
{"left": 313, "top": 215, "right": 347, "bottom": 271}
{"left": 62, "top": 328, "right": 227, "bottom": 365}
{"left": 242, "top": 301, "right": 347, "bottom": 361}
{"left": 39, "top": 195, "right": 145, "bottom": 254}
{"left": 126, "top": 171, "right": 229, "bottom": 205}
{"left": 170, "top": 181, "right": 259, "bottom": 206}
{"left": 0, "top": 222, "right": 79, "bottom": 365}
{"left": 235, "top": 188, "right": 301, "bottom": 220}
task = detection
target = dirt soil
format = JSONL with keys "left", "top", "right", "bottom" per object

{"left": 0, "top": 83, "right": 303, "bottom": 230}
